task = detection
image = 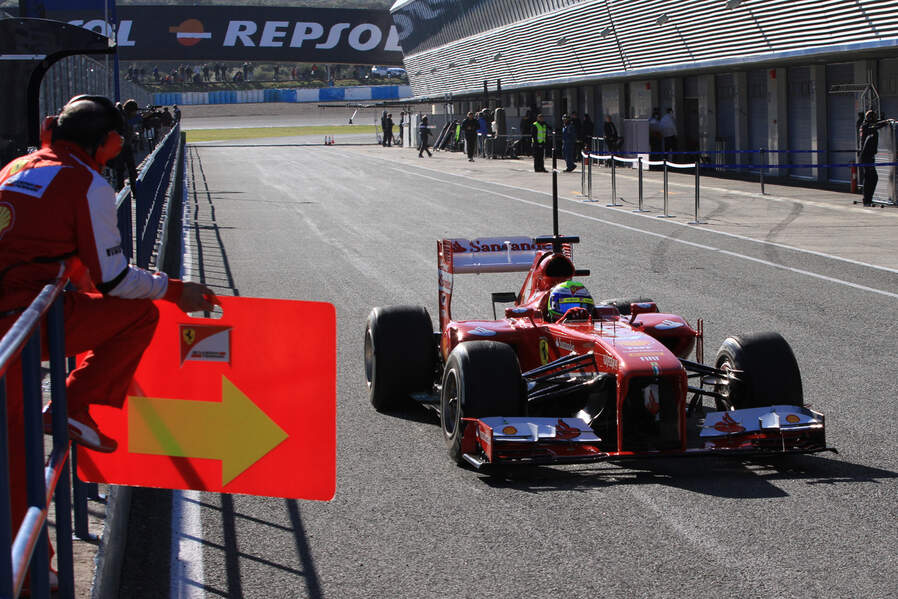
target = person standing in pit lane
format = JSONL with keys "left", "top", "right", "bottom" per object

{"left": 418, "top": 115, "right": 433, "bottom": 157}
{"left": 859, "top": 110, "right": 893, "bottom": 206}
{"left": 0, "top": 96, "right": 217, "bottom": 586}
{"left": 531, "top": 113, "right": 549, "bottom": 172}
{"left": 383, "top": 113, "right": 394, "bottom": 147}
{"left": 562, "top": 115, "right": 577, "bottom": 172}
{"left": 462, "top": 111, "right": 479, "bottom": 162}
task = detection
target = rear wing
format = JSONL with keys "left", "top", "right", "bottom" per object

{"left": 437, "top": 237, "right": 573, "bottom": 331}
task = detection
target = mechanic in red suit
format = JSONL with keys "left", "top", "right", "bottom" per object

{"left": 0, "top": 95, "right": 216, "bottom": 578}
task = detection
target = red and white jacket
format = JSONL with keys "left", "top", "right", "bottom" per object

{"left": 0, "top": 141, "right": 183, "bottom": 312}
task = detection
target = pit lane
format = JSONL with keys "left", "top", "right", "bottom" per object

{"left": 119, "top": 107, "right": 898, "bottom": 598}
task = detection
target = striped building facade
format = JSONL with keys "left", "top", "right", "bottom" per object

{"left": 392, "top": 0, "right": 898, "bottom": 183}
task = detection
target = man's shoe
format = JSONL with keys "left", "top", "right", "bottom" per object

{"left": 44, "top": 405, "right": 117, "bottom": 452}
{"left": 68, "top": 410, "right": 117, "bottom": 452}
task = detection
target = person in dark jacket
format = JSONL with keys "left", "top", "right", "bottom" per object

{"left": 461, "top": 111, "right": 479, "bottom": 162}
{"left": 859, "top": 110, "right": 893, "bottom": 206}
{"left": 383, "top": 113, "right": 394, "bottom": 147}
{"left": 562, "top": 116, "right": 577, "bottom": 172}
{"left": 418, "top": 116, "right": 432, "bottom": 157}
{"left": 581, "top": 113, "right": 594, "bottom": 152}
{"left": 603, "top": 115, "right": 621, "bottom": 152}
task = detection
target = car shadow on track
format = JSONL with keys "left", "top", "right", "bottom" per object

{"left": 474, "top": 454, "right": 898, "bottom": 499}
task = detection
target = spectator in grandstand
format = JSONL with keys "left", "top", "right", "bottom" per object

{"left": 462, "top": 111, "right": 479, "bottom": 162}
{"left": 0, "top": 96, "right": 217, "bottom": 586}
{"left": 418, "top": 115, "right": 433, "bottom": 157}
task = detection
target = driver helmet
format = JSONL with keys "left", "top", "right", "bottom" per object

{"left": 547, "top": 281, "right": 594, "bottom": 320}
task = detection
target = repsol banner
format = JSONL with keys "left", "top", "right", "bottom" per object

{"left": 40, "top": 6, "right": 404, "bottom": 64}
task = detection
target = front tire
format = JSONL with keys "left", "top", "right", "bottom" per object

{"left": 714, "top": 332, "right": 803, "bottom": 410}
{"left": 364, "top": 306, "right": 435, "bottom": 412}
{"left": 440, "top": 341, "right": 526, "bottom": 465}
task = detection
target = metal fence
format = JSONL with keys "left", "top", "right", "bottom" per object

{"left": 0, "top": 271, "right": 74, "bottom": 599}
{"left": 0, "top": 122, "right": 184, "bottom": 599}
{"left": 116, "top": 123, "right": 183, "bottom": 269}
{"left": 39, "top": 55, "right": 153, "bottom": 118}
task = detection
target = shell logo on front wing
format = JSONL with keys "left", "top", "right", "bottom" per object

{"left": 785, "top": 413, "right": 801, "bottom": 424}
{"left": 713, "top": 413, "right": 746, "bottom": 434}
{"left": 555, "top": 419, "right": 581, "bottom": 440}
{"left": 502, "top": 425, "right": 518, "bottom": 435}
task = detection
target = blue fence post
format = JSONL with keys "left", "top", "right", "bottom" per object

{"left": 21, "top": 334, "right": 50, "bottom": 598}
{"left": 760, "top": 147, "right": 767, "bottom": 195}
{"left": 0, "top": 376, "right": 13, "bottom": 598}
{"left": 48, "top": 296, "right": 74, "bottom": 598}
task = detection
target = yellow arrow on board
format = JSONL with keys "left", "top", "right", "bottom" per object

{"left": 128, "top": 375, "right": 289, "bottom": 486}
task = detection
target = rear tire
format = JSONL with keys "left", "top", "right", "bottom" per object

{"left": 364, "top": 306, "right": 435, "bottom": 412}
{"left": 598, "top": 297, "right": 655, "bottom": 315}
{"left": 440, "top": 341, "right": 526, "bottom": 465}
{"left": 714, "top": 332, "right": 803, "bottom": 409}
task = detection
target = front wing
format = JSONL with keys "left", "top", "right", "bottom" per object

{"left": 458, "top": 405, "right": 831, "bottom": 469}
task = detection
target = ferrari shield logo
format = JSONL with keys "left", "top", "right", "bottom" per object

{"left": 0, "top": 203, "right": 14, "bottom": 241}
{"left": 179, "top": 324, "right": 232, "bottom": 365}
{"left": 539, "top": 338, "right": 550, "bottom": 365}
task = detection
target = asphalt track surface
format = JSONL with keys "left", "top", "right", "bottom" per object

{"left": 120, "top": 134, "right": 898, "bottom": 598}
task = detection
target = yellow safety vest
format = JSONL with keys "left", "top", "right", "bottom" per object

{"left": 533, "top": 121, "right": 547, "bottom": 143}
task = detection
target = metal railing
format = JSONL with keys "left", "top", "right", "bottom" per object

{"left": 0, "top": 121, "right": 185, "bottom": 599}
{"left": 0, "top": 272, "right": 74, "bottom": 599}
{"left": 581, "top": 146, "right": 898, "bottom": 221}
{"left": 116, "top": 123, "right": 182, "bottom": 268}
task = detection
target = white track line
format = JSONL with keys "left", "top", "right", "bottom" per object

{"left": 375, "top": 161, "right": 898, "bottom": 301}
{"left": 170, "top": 149, "right": 206, "bottom": 599}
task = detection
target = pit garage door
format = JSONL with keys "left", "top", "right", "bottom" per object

{"left": 747, "top": 69, "right": 768, "bottom": 169}
{"left": 716, "top": 73, "right": 737, "bottom": 169}
{"left": 788, "top": 66, "right": 813, "bottom": 179}
{"left": 827, "top": 63, "right": 857, "bottom": 182}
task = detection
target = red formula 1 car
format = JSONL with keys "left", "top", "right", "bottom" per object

{"left": 364, "top": 229, "right": 832, "bottom": 469}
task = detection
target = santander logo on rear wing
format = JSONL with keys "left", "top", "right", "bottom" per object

{"left": 437, "top": 236, "right": 575, "bottom": 331}
{"left": 441, "top": 237, "right": 554, "bottom": 275}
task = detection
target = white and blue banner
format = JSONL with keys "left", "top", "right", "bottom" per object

{"left": 154, "top": 85, "right": 411, "bottom": 106}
